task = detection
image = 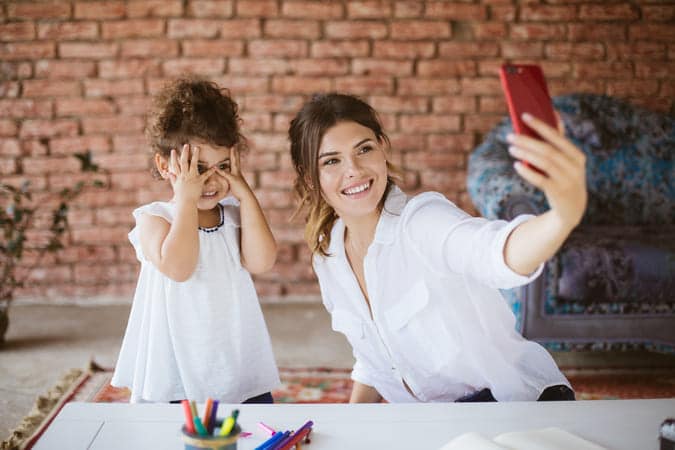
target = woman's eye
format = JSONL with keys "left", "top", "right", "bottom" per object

{"left": 322, "top": 158, "right": 338, "bottom": 166}
{"left": 197, "top": 165, "right": 207, "bottom": 174}
{"left": 218, "top": 163, "right": 230, "bottom": 171}
{"left": 359, "top": 145, "right": 373, "bottom": 154}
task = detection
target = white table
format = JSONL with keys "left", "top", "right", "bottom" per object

{"left": 34, "top": 399, "right": 674, "bottom": 449}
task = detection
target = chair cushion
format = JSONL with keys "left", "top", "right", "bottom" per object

{"left": 554, "top": 226, "right": 675, "bottom": 308}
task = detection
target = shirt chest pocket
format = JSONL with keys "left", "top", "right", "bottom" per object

{"left": 331, "top": 309, "right": 378, "bottom": 362}
{"left": 384, "top": 281, "right": 459, "bottom": 374}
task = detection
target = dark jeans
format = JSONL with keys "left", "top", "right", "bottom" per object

{"left": 455, "top": 384, "right": 575, "bottom": 402}
{"left": 170, "top": 391, "right": 274, "bottom": 404}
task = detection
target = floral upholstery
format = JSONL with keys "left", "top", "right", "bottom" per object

{"left": 467, "top": 93, "right": 675, "bottom": 352}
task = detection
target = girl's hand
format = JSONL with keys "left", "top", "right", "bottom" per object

{"left": 168, "top": 144, "right": 216, "bottom": 204}
{"left": 506, "top": 113, "right": 587, "bottom": 229}
{"left": 214, "top": 146, "right": 253, "bottom": 201}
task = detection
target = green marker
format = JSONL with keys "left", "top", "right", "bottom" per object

{"left": 193, "top": 416, "right": 208, "bottom": 436}
{"left": 219, "top": 409, "right": 239, "bottom": 436}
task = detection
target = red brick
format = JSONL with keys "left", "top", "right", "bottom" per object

{"left": 432, "top": 96, "right": 477, "bottom": 114}
{"left": 77, "top": 190, "right": 138, "bottom": 208}
{"left": 369, "top": 96, "right": 428, "bottom": 113}
{"left": 460, "top": 77, "right": 501, "bottom": 95}
{"left": 635, "top": 62, "right": 674, "bottom": 79}
{"left": 98, "top": 59, "right": 162, "bottom": 78}
{"left": 22, "top": 155, "right": 81, "bottom": 174}
{"left": 373, "top": 41, "right": 434, "bottom": 59}
{"left": 403, "top": 149, "right": 465, "bottom": 170}
{"left": 0, "top": 42, "right": 55, "bottom": 60}
{"left": 198, "top": 75, "right": 269, "bottom": 94}
{"left": 439, "top": 42, "right": 499, "bottom": 58}
{"left": 59, "top": 42, "right": 118, "bottom": 59}
{"left": 282, "top": 1, "right": 343, "bottom": 19}
{"left": 57, "top": 245, "right": 117, "bottom": 264}
{"left": 56, "top": 98, "right": 116, "bottom": 116}
{"left": 162, "top": 58, "right": 226, "bottom": 76}
{"left": 257, "top": 259, "right": 315, "bottom": 281}
{"left": 569, "top": 24, "right": 626, "bottom": 42}
{"left": 167, "top": 19, "right": 222, "bottom": 38}
{"left": 642, "top": 6, "right": 675, "bottom": 22}
{"left": 579, "top": 4, "right": 639, "bottom": 21}
{"left": 0, "top": 22, "right": 36, "bottom": 41}
{"left": 241, "top": 150, "right": 278, "bottom": 170}
{"left": 242, "top": 95, "right": 304, "bottom": 112}
{"left": 0, "top": 174, "right": 47, "bottom": 190}
{"left": 21, "top": 139, "right": 49, "bottom": 156}
{"left": 112, "top": 135, "right": 147, "bottom": 154}
{"left": 389, "top": 133, "right": 427, "bottom": 152}
{"left": 19, "top": 119, "right": 78, "bottom": 139}
{"left": 630, "top": 25, "right": 675, "bottom": 42}
{"left": 311, "top": 40, "right": 370, "bottom": 58}
{"left": 471, "top": 22, "right": 507, "bottom": 40}
{"left": 50, "top": 135, "right": 111, "bottom": 155}
{"left": 546, "top": 43, "right": 605, "bottom": 61}
{"left": 346, "top": 1, "right": 392, "bottom": 18}
{"left": 23, "top": 80, "right": 80, "bottom": 97}
{"left": 37, "top": 21, "right": 99, "bottom": 40}
{"left": 426, "top": 2, "right": 486, "bottom": 20}
{"left": 187, "top": 0, "right": 233, "bottom": 17}
{"left": 0, "top": 157, "right": 16, "bottom": 175}
{"left": 0, "top": 139, "right": 21, "bottom": 156}
{"left": 249, "top": 40, "right": 308, "bottom": 58}
{"left": 427, "top": 133, "right": 474, "bottom": 153}
{"left": 121, "top": 39, "right": 179, "bottom": 58}
{"left": 520, "top": 5, "right": 576, "bottom": 21}
{"left": 325, "top": 21, "right": 388, "bottom": 39}
{"left": 115, "top": 97, "right": 152, "bottom": 116}
{"left": 264, "top": 20, "right": 320, "bottom": 39}
{"left": 254, "top": 188, "right": 293, "bottom": 209}
{"left": 182, "top": 40, "right": 243, "bottom": 57}
{"left": 259, "top": 169, "right": 296, "bottom": 188}
{"left": 397, "top": 78, "right": 460, "bottom": 95}
{"left": 0, "top": 99, "right": 53, "bottom": 119}
{"left": 606, "top": 42, "right": 666, "bottom": 61}
{"left": 419, "top": 169, "right": 466, "bottom": 193}
{"left": 112, "top": 171, "right": 153, "bottom": 189}
{"left": 74, "top": 1, "right": 126, "bottom": 19}
{"left": 8, "top": 2, "right": 71, "bottom": 19}
{"left": 128, "top": 0, "right": 183, "bottom": 17}
{"left": 92, "top": 153, "right": 147, "bottom": 171}
{"left": 102, "top": 19, "right": 165, "bottom": 39}
{"left": 539, "top": 61, "right": 572, "bottom": 78}
{"left": 464, "top": 113, "right": 504, "bottom": 133}
{"left": 399, "top": 114, "right": 460, "bottom": 133}
{"left": 272, "top": 113, "right": 295, "bottom": 133}
{"left": 73, "top": 263, "right": 137, "bottom": 283}
{"left": 574, "top": 62, "right": 634, "bottom": 79}
{"left": 236, "top": 0, "right": 279, "bottom": 18}
{"left": 509, "top": 24, "right": 567, "bottom": 41}
{"left": 229, "top": 58, "right": 291, "bottom": 75}
{"left": 219, "top": 19, "right": 262, "bottom": 38}
{"left": 19, "top": 266, "right": 72, "bottom": 284}
{"left": 501, "top": 42, "right": 543, "bottom": 59}
{"left": 95, "top": 206, "right": 136, "bottom": 226}
{"left": 82, "top": 116, "right": 145, "bottom": 135}
{"left": 50, "top": 173, "right": 107, "bottom": 194}
{"left": 391, "top": 20, "right": 450, "bottom": 40}
{"left": 607, "top": 81, "right": 659, "bottom": 97}
{"left": 84, "top": 79, "right": 144, "bottom": 97}
{"left": 547, "top": 79, "right": 605, "bottom": 97}
{"left": 35, "top": 60, "right": 96, "bottom": 79}
{"left": 351, "top": 58, "right": 411, "bottom": 76}
{"left": 335, "top": 76, "right": 394, "bottom": 95}
{"left": 271, "top": 76, "right": 332, "bottom": 94}
{"left": 418, "top": 60, "right": 477, "bottom": 77}
{"left": 0, "top": 61, "right": 32, "bottom": 80}
{"left": 240, "top": 112, "right": 272, "bottom": 131}
{"left": 479, "top": 96, "right": 507, "bottom": 113}
{"left": 0, "top": 119, "right": 17, "bottom": 137}
{"left": 486, "top": 5, "right": 516, "bottom": 22}
{"left": 292, "top": 58, "right": 349, "bottom": 76}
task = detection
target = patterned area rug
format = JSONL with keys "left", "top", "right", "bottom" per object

{"left": 4, "top": 363, "right": 675, "bottom": 449}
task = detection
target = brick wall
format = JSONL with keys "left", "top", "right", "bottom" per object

{"left": 1, "top": 1, "right": 673, "bottom": 303}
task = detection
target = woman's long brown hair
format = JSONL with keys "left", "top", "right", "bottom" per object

{"left": 289, "top": 93, "right": 398, "bottom": 257}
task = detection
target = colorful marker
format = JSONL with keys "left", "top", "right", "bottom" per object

{"left": 219, "top": 409, "right": 239, "bottom": 436}
{"left": 207, "top": 400, "right": 219, "bottom": 434}
{"left": 254, "top": 431, "right": 285, "bottom": 450}
{"left": 202, "top": 398, "right": 213, "bottom": 432}
{"left": 276, "top": 420, "right": 313, "bottom": 450}
{"left": 258, "top": 421, "right": 276, "bottom": 436}
{"left": 193, "top": 416, "right": 208, "bottom": 436}
{"left": 181, "top": 400, "right": 196, "bottom": 434}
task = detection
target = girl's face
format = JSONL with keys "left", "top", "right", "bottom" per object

{"left": 317, "top": 121, "right": 388, "bottom": 222}
{"left": 157, "top": 141, "right": 232, "bottom": 210}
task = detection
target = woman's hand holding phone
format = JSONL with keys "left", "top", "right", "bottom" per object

{"left": 506, "top": 113, "right": 587, "bottom": 229}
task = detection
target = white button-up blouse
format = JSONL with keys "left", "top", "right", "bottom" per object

{"left": 313, "top": 186, "right": 570, "bottom": 403}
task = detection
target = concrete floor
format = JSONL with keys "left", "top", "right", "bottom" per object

{"left": 0, "top": 302, "right": 354, "bottom": 440}
{"left": 2, "top": 303, "right": 675, "bottom": 442}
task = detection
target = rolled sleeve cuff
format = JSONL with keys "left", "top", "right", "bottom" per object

{"left": 492, "top": 214, "right": 544, "bottom": 288}
{"left": 351, "top": 361, "right": 377, "bottom": 390}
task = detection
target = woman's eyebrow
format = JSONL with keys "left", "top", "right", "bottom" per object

{"left": 198, "top": 158, "right": 230, "bottom": 165}
{"left": 318, "top": 138, "right": 372, "bottom": 159}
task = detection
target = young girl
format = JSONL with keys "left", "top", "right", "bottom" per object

{"left": 112, "top": 78, "right": 280, "bottom": 403}
{"left": 289, "top": 93, "right": 587, "bottom": 403}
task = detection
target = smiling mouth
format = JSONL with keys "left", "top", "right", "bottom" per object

{"left": 201, "top": 191, "right": 217, "bottom": 198}
{"left": 341, "top": 180, "right": 372, "bottom": 196}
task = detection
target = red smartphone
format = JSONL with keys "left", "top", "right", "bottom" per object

{"left": 499, "top": 63, "right": 557, "bottom": 139}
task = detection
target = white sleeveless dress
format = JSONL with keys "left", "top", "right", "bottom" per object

{"left": 111, "top": 199, "right": 280, "bottom": 403}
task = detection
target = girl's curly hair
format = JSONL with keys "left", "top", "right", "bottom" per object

{"left": 146, "top": 76, "right": 245, "bottom": 178}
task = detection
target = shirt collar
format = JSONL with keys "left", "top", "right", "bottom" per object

{"left": 328, "top": 184, "right": 408, "bottom": 254}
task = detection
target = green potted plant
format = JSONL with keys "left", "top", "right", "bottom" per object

{"left": 0, "top": 151, "right": 107, "bottom": 344}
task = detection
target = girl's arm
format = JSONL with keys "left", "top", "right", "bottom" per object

{"left": 140, "top": 145, "right": 216, "bottom": 282}
{"left": 503, "top": 113, "right": 587, "bottom": 275}
{"left": 217, "top": 147, "right": 277, "bottom": 274}
{"left": 350, "top": 381, "right": 383, "bottom": 403}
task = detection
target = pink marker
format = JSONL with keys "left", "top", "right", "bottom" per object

{"left": 257, "top": 421, "right": 276, "bottom": 436}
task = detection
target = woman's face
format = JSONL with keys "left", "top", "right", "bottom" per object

{"left": 317, "top": 121, "right": 388, "bottom": 222}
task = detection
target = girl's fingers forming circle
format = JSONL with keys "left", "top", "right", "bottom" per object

{"left": 230, "top": 147, "right": 240, "bottom": 175}
{"left": 180, "top": 144, "right": 190, "bottom": 171}
{"left": 190, "top": 145, "right": 200, "bottom": 174}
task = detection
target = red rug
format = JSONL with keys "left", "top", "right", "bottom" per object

{"left": 80, "top": 366, "right": 675, "bottom": 403}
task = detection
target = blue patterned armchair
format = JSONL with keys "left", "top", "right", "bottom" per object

{"left": 467, "top": 93, "right": 675, "bottom": 352}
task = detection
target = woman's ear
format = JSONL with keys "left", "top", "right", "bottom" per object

{"left": 154, "top": 153, "right": 170, "bottom": 179}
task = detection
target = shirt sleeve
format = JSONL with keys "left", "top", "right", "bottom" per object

{"left": 402, "top": 192, "right": 543, "bottom": 289}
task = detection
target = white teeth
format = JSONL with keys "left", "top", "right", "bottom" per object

{"left": 202, "top": 192, "right": 216, "bottom": 196}
{"left": 343, "top": 182, "right": 370, "bottom": 195}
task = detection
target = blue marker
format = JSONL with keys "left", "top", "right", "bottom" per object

{"left": 254, "top": 430, "right": 288, "bottom": 450}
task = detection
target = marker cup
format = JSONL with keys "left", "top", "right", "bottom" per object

{"left": 181, "top": 421, "right": 241, "bottom": 450}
